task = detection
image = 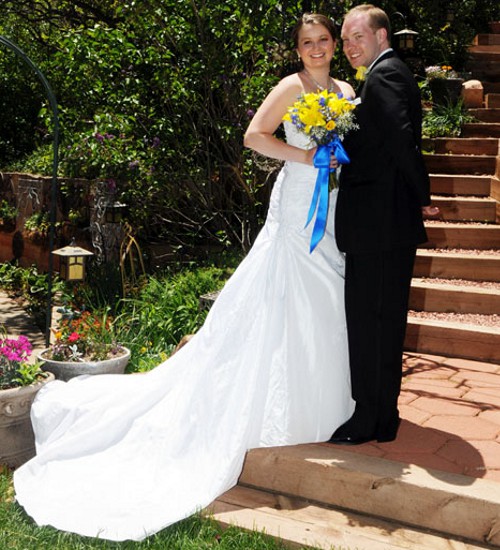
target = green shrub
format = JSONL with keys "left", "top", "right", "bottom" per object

{"left": 422, "top": 99, "right": 476, "bottom": 138}
{"left": 115, "top": 265, "right": 232, "bottom": 371}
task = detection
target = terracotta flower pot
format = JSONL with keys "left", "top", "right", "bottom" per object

{"left": 0, "top": 373, "right": 55, "bottom": 468}
{"left": 38, "top": 346, "right": 131, "bottom": 382}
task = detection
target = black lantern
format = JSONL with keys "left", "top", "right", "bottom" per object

{"left": 52, "top": 239, "right": 94, "bottom": 281}
{"left": 104, "top": 201, "right": 127, "bottom": 224}
{"left": 392, "top": 12, "right": 418, "bottom": 53}
{"left": 394, "top": 28, "right": 418, "bottom": 52}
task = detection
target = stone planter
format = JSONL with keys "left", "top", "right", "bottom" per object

{"left": 429, "top": 78, "right": 464, "bottom": 106}
{"left": 0, "top": 373, "right": 55, "bottom": 468}
{"left": 38, "top": 346, "right": 131, "bottom": 382}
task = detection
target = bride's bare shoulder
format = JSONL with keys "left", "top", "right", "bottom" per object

{"left": 274, "top": 72, "right": 305, "bottom": 95}
{"left": 261, "top": 72, "right": 305, "bottom": 110}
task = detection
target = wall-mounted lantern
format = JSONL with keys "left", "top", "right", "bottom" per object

{"left": 104, "top": 201, "right": 127, "bottom": 224}
{"left": 392, "top": 12, "right": 419, "bottom": 53}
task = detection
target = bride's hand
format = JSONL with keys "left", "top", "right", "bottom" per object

{"left": 422, "top": 205, "right": 440, "bottom": 217}
{"left": 330, "top": 153, "right": 339, "bottom": 170}
{"left": 307, "top": 149, "right": 339, "bottom": 168}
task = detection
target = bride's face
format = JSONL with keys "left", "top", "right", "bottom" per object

{"left": 296, "top": 23, "right": 336, "bottom": 69}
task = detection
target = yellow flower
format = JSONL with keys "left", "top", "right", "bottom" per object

{"left": 298, "top": 107, "right": 325, "bottom": 128}
{"left": 355, "top": 66, "right": 368, "bottom": 81}
{"left": 327, "top": 95, "right": 354, "bottom": 115}
{"left": 325, "top": 120, "right": 336, "bottom": 131}
{"left": 303, "top": 92, "right": 320, "bottom": 105}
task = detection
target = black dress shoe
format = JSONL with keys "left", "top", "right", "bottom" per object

{"left": 328, "top": 434, "right": 375, "bottom": 446}
{"left": 376, "top": 418, "right": 401, "bottom": 443}
{"left": 376, "top": 433, "right": 397, "bottom": 443}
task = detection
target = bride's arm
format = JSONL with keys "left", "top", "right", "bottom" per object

{"left": 244, "top": 75, "right": 316, "bottom": 166}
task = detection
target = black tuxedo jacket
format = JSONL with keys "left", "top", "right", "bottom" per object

{"left": 336, "top": 51, "right": 430, "bottom": 254}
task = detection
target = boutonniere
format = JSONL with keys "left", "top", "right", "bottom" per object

{"left": 355, "top": 66, "right": 368, "bottom": 81}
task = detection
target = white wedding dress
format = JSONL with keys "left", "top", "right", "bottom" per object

{"left": 14, "top": 121, "right": 354, "bottom": 541}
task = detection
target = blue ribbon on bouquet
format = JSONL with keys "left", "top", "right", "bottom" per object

{"left": 305, "top": 136, "right": 350, "bottom": 253}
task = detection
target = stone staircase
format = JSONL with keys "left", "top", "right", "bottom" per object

{"left": 208, "top": 445, "right": 500, "bottom": 549}
{"left": 405, "top": 21, "right": 500, "bottom": 365}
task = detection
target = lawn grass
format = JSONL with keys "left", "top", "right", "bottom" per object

{"left": 0, "top": 468, "right": 300, "bottom": 549}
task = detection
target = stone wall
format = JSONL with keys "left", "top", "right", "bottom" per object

{"left": 0, "top": 172, "right": 120, "bottom": 270}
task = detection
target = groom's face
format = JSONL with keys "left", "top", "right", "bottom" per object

{"left": 341, "top": 13, "right": 385, "bottom": 69}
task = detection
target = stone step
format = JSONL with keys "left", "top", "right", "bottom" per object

{"left": 486, "top": 94, "right": 500, "bottom": 109}
{"left": 490, "top": 21, "right": 500, "bottom": 34}
{"left": 467, "top": 61, "right": 500, "bottom": 83}
{"left": 468, "top": 108, "right": 500, "bottom": 123}
{"left": 208, "top": 485, "right": 489, "bottom": 550}
{"left": 468, "top": 45, "right": 500, "bottom": 57}
{"left": 424, "top": 154, "right": 497, "bottom": 175}
{"left": 492, "top": 176, "right": 500, "bottom": 203}
{"left": 430, "top": 174, "right": 492, "bottom": 196}
{"left": 409, "top": 278, "right": 500, "bottom": 315}
{"left": 414, "top": 249, "right": 500, "bottom": 282}
{"left": 484, "top": 82, "right": 500, "bottom": 95}
{"left": 423, "top": 137, "right": 499, "bottom": 155}
{"left": 405, "top": 316, "right": 500, "bottom": 364}
{"left": 235, "top": 445, "right": 500, "bottom": 547}
{"left": 474, "top": 33, "right": 500, "bottom": 46}
{"left": 430, "top": 195, "right": 497, "bottom": 222}
{"left": 424, "top": 222, "right": 500, "bottom": 249}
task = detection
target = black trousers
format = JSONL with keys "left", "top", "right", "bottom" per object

{"left": 344, "top": 246, "right": 416, "bottom": 436}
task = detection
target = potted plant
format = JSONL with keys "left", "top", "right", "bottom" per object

{"left": 23, "top": 211, "right": 52, "bottom": 243}
{"left": 0, "top": 333, "right": 55, "bottom": 468}
{"left": 425, "top": 65, "right": 464, "bottom": 106}
{"left": 37, "top": 307, "right": 130, "bottom": 381}
{"left": 0, "top": 199, "right": 18, "bottom": 232}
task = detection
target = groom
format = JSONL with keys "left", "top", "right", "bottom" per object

{"left": 330, "top": 5, "right": 438, "bottom": 445}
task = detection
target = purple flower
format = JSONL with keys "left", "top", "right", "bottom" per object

{"left": 128, "top": 160, "right": 139, "bottom": 169}
{"left": 151, "top": 136, "right": 161, "bottom": 148}
{"left": 246, "top": 109, "right": 255, "bottom": 119}
{"left": 105, "top": 133, "right": 115, "bottom": 140}
{"left": 94, "top": 133, "right": 104, "bottom": 143}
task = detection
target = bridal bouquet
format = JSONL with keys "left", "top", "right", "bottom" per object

{"left": 283, "top": 89, "right": 357, "bottom": 144}
{"left": 282, "top": 90, "right": 358, "bottom": 252}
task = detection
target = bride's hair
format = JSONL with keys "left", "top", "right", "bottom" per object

{"left": 291, "top": 13, "right": 338, "bottom": 48}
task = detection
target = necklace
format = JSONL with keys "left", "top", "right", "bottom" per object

{"left": 303, "top": 69, "right": 335, "bottom": 92}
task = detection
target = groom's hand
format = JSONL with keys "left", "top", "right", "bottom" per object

{"left": 422, "top": 205, "right": 440, "bottom": 218}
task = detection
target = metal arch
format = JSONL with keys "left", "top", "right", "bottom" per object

{"left": 0, "top": 35, "right": 59, "bottom": 346}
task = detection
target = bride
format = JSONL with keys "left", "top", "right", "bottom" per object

{"left": 14, "top": 13, "right": 356, "bottom": 541}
